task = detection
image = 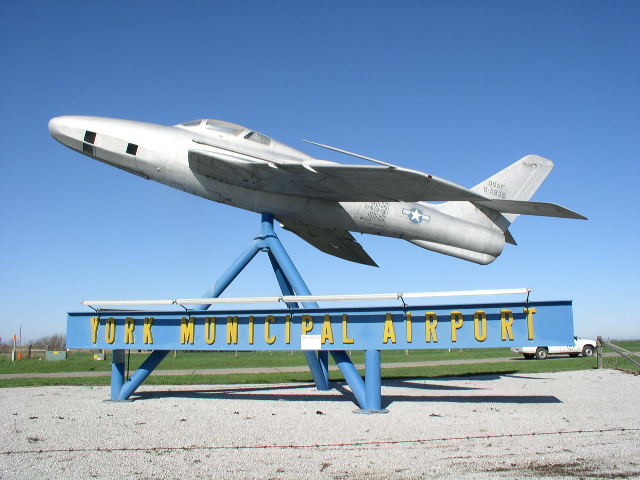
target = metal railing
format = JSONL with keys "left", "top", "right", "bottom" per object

{"left": 80, "top": 288, "right": 532, "bottom": 309}
{"left": 597, "top": 336, "right": 640, "bottom": 370}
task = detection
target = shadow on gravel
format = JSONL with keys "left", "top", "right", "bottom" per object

{"left": 132, "top": 383, "right": 314, "bottom": 400}
{"left": 332, "top": 384, "right": 561, "bottom": 409}
{"left": 384, "top": 394, "right": 562, "bottom": 405}
{"left": 132, "top": 380, "right": 561, "bottom": 410}
{"left": 401, "top": 373, "right": 510, "bottom": 381}
{"left": 384, "top": 379, "right": 483, "bottom": 391}
{"left": 502, "top": 373, "right": 551, "bottom": 380}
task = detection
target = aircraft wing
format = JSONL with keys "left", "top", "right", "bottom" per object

{"left": 279, "top": 220, "right": 378, "bottom": 267}
{"left": 474, "top": 199, "right": 587, "bottom": 220}
{"left": 188, "top": 150, "right": 485, "bottom": 202}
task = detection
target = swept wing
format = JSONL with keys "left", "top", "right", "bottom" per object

{"left": 189, "top": 149, "right": 585, "bottom": 218}
{"left": 188, "top": 149, "right": 484, "bottom": 202}
{"left": 280, "top": 220, "right": 377, "bottom": 267}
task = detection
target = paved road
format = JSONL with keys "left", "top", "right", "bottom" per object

{"left": 0, "top": 355, "right": 579, "bottom": 379}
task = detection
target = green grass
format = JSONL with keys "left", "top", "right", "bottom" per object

{"left": 602, "top": 354, "right": 640, "bottom": 373}
{"left": 2, "top": 340, "right": 637, "bottom": 387}
{"left": 602, "top": 340, "right": 640, "bottom": 352}
{"left": 4, "top": 341, "right": 638, "bottom": 376}
{"left": 0, "top": 351, "right": 308, "bottom": 374}
{"left": 1, "top": 356, "right": 601, "bottom": 389}
{"left": 600, "top": 340, "right": 640, "bottom": 374}
{"left": 0, "top": 347, "right": 517, "bottom": 374}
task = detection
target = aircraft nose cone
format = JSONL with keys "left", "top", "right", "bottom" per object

{"left": 49, "top": 116, "right": 69, "bottom": 142}
{"left": 48, "top": 116, "right": 61, "bottom": 135}
{"left": 49, "top": 115, "right": 88, "bottom": 148}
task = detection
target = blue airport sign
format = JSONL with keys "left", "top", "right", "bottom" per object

{"left": 67, "top": 300, "right": 574, "bottom": 351}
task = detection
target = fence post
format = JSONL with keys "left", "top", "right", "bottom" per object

{"left": 596, "top": 336, "right": 603, "bottom": 369}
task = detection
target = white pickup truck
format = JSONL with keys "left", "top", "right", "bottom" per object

{"left": 511, "top": 336, "right": 596, "bottom": 360}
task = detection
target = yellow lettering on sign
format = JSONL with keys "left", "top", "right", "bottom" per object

{"left": 406, "top": 312, "right": 413, "bottom": 343}
{"left": 501, "top": 309, "right": 514, "bottom": 341}
{"left": 301, "top": 315, "right": 314, "bottom": 335}
{"left": 525, "top": 307, "right": 537, "bottom": 340}
{"left": 425, "top": 312, "right": 438, "bottom": 342}
{"left": 249, "top": 316, "right": 255, "bottom": 345}
{"left": 451, "top": 311, "right": 464, "bottom": 342}
{"left": 383, "top": 313, "right": 397, "bottom": 344}
{"left": 285, "top": 315, "right": 291, "bottom": 344}
{"left": 143, "top": 317, "right": 154, "bottom": 344}
{"left": 321, "top": 314, "right": 334, "bottom": 344}
{"left": 91, "top": 317, "right": 100, "bottom": 344}
{"left": 105, "top": 318, "right": 116, "bottom": 344}
{"left": 125, "top": 317, "right": 136, "bottom": 344}
{"left": 205, "top": 317, "right": 216, "bottom": 345}
{"left": 342, "top": 314, "right": 354, "bottom": 344}
{"left": 474, "top": 310, "right": 487, "bottom": 342}
{"left": 181, "top": 317, "right": 195, "bottom": 344}
{"left": 227, "top": 316, "right": 239, "bottom": 344}
{"left": 265, "top": 315, "right": 277, "bottom": 345}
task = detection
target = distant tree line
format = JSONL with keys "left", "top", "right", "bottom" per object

{"left": 31, "top": 333, "right": 66, "bottom": 350}
{"left": 0, "top": 333, "right": 66, "bottom": 352}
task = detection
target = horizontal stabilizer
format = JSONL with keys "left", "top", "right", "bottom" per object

{"left": 280, "top": 220, "right": 378, "bottom": 267}
{"left": 474, "top": 199, "right": 587, "bottom": 220}
{"left": 188, "top": 149, "right": 485, "bottom": 202}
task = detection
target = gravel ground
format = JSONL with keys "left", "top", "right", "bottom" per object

{"left": 1, "top": 369, "right": 639, "bottom": 480}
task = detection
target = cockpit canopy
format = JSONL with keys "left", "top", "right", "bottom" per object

{"left": 178, "top": 119, "right": 272, "bottom": 146}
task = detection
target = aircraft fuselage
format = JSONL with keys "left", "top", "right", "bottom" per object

{"left": 50, "top": 116, "right": 505, "bottom": 265}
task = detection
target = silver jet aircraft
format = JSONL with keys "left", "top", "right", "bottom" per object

{"left": 49, "top": 116, "right": 586, "bottom": 267}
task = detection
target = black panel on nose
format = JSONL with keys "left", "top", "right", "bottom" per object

{"left": 82, "top": 143, "right": 94, "bottom": 155}
{"left": 126, "top": 143, "right": 138, "bottom": 155}
{"left": 84, "top": 131, "right": 96, "bottom": 144}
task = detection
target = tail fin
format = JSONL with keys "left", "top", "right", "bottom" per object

{"left": 470, "top": 155, "right": 554, "bottom": 223}
{"left": 435, "top": 155, "right": 555, "bottom": 240}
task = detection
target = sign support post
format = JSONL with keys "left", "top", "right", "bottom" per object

{"left": 111, "top": 349, "right": 125, "bottom": 400}
{"left": 365, "top": 350, "right": 384, "bottom": 412}
{"left": 195, "top": 213, "right": 330, "bottom": 392}
{"left": 116, "top": 350, "right": 170, "bottom": 401}
{"left": 106, "top": 213, "right": 387, "bottom": 408}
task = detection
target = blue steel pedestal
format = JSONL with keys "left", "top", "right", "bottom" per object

{"left": 109, "top": 349, "right": 170, "bottom": 401}
{"left": 358, "top": 349, "right": 388, "bottom": 414}
{"left": 109, "top": 213, "right": 386, "bottom": 412}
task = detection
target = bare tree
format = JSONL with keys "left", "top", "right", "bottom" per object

{"left": 31, "top": 334, "right": 66, "bottom": 350}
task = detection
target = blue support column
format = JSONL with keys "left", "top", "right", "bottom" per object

{"left": 263, "top": 218, "right": 329, "bottom": 391}
{"left": 318, "top": 351, "right": 329, "bottom": 385}
{"left": 196, "top": 240, "right": 263, "bottom": 310}
{"left": 263, "top": 213, "right": 378, "bottom": 397}
{"left": 303, "top": 352, "right": 330, "bottom": 391}
{"left": 261, "top": 218, "right": 314, "bottom": 303}
{"left": 267, "top": 252, "right": 297, "bottom": 309}
{"left": 106, "top": 221, "right": 265, "bottom": 401}
{"left": 111, "top": 349, "right": 125, "bottom": 401}
{"left": 364, "top": 349, "right": 387, "bottom": 413}
{"left": 104, "top": 212, "right": 375, "bottom": 405}
{"left": 117, "top": 350, "right": 170, "bottom": 400}
{"left": 330, "top": 350, "right": 367, "bottom": 409}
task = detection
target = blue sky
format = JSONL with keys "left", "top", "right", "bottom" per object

{"left": 1, "top": 1, "right": 638, "bottom": 343}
